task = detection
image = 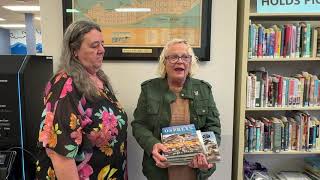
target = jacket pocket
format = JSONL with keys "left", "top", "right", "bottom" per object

{"left": 194, "top": 99, "right": 209, "bottom": 127}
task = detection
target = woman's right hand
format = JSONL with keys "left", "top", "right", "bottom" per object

{"left": 152, "top": 143, "right": 170, "bottom": 168}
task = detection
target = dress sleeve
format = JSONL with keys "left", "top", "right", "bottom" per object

{"left": 38, "top": 75, "right": 84, "bottom": 158}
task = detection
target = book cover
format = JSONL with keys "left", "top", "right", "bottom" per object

{"left": 161, "top": 124, "right": 203, "bottom": 158}
{"left": 201, "top": 131, "right": 221, "bottom": 162}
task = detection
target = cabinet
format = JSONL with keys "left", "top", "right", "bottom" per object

{"left": 233, "top": 0, "right": 320, "bottom": 179}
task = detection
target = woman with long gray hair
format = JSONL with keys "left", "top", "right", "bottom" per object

{"left": 36, "top": 20, "right": 128, "bottom": 180}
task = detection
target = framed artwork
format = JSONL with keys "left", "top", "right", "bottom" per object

{"left": 62, "top": 0, "right": 212, "bottom": 61}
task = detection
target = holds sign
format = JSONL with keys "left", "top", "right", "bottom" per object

{"left": 257, "top": 0, "right": 320, "bottom": 13}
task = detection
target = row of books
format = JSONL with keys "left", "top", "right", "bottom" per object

{"left": 161, "top": 124, "right": 221, "bottom": 165}
{"left": 244, "top": 111, "right": 320, "bottom": 153}
{"left": 247, "top": 69, "right": 320, "bottom": 108}
{"left": 248, "top": 21, "right": 320, "bottom": 59}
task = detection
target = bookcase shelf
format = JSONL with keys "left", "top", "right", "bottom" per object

{"left": 246, "top": 107, "right": 320, "bottom": 111}
{"left": 248, "top": 57, "right": 320, "bottom": 62}
{"left": 234, "top": 0, "right": 320, "bottom": 179}
{"left": 244, "top": 151, "right": 320, "bottom": 155}
{"left": 249, "top": 13, "right": 320, "bottom": 18}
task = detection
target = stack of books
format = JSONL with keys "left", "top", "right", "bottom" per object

{"left": 161, "top": 124, "right": 221, "bottom": 165}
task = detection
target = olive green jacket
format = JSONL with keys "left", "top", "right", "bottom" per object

{"left": 131, "top": 77, "right": 221, "bottom": 180}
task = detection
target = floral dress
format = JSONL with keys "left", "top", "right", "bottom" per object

{"left": 36, "top": 72, "right": 127, "bottom": 180}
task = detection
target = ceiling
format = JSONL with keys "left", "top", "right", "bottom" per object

{"left": 0, "top": 0, "right": 41, "bottom": 29}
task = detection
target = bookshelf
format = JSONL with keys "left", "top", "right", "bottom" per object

{"left": 234, "top": 0, "right": 320, "bottom": 179}
{"left": 244, "top": 151, "right": 320, "bottom": 155}
{"left": 246, "top": 107, "right": 320, "bottom": 111}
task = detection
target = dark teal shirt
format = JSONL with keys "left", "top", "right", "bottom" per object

{"left": 132, "top": 77, "right": 221, "bottom": 180}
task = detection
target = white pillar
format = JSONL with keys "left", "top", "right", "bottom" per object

{"left": 25, "top": 13, "right": 36, "bottom": 54}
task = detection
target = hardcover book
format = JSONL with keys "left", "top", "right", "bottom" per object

{"left": 200, "top": 131, "right": 221, "bottom": 162}
{"left": 161, "top": 124, "right": 203, "bottom": 158}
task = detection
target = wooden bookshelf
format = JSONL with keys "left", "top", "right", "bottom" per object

{"left": 249, "top": 13, "right": 320, "bottom": 18}
{"left": 234, "top": 0, "right": 320, "bottom": 180}
{"left": 245, "top": 151, "right": 320, "bottom": 155}
{"left": 248, "top": 57, "right": 320, "bottom": 62}
{"left": 246, "top": 106, "right": 320, "bottom": 111}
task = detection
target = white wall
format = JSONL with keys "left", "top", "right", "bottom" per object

{"left": 39, "top": 0, "right": 237, "bottom": 179}
{"left": 39, "top": 0, "right": 63, "bottom": 71}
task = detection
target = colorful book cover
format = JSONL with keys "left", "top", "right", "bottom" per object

{"left": 161, "top": 124, "right": 203, "bottom": 157}
{"left": 201, "top": 131, "right": 221, "bottom": 162}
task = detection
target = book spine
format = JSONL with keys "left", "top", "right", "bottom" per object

{"left": 296, "top": 23, "right": 301, "bottom": 58}
{"left": 247, "top": 75, "right": 252, "bottom": 108}
{"left": 316, "top": 27, "right": 320, "bottom": 57}
{"left": 273, "top": 121, "right": 282, "bottom": 153}
{"left": 248, "top": 21, "right": 253, "bottom": 59}
{"left": 256, "top": 124, "right": 261, "bottom": 151}
{"left": 305, "top": 23, "right": 311, "bottom": 57}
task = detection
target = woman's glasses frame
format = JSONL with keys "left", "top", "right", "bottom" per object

{"left": 165, "top": 54, "right": 192, "bottom": 64}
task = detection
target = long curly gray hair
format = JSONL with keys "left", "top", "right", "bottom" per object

{"left": 57, "top": 20, "right": 113, "bottom": 100}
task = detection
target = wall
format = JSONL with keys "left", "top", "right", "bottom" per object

{"left": 39, "top": 0, "right": 63, "bottom": 71}
{"left": 0, "top": 28, "right": 10, "bottom": 54}
{"left": 39, "top": 0, "right": 237, "bottom": 179}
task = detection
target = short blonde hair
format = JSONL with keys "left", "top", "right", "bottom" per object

{"left": 157, "top": 39, "right": 199, "bottom": 78}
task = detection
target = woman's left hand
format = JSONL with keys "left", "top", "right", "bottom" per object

{"left": 188, "top": 153, "right": 214, "bottom": 170}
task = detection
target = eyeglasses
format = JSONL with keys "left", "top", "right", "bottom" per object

{"left": 165, "top": 54, "right": 192, "bottom": 63}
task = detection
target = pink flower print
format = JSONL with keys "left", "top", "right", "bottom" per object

{"left": 77, "top": 101, "right": 93, "bottom": 128}
{"left": 38, "top": 111, "right": 54, "bottom": 147}
{"left": 59, "top": 77, "right": 73, "bottom": 98}
{"left": 44, "top": 82, "right": 52, "bottom": 96}
{"left": 80, "top": 96, "right": 86, "bottom": 107}
{"left": 54, "top": 71, "right": 67, "bottom": 84}
{"left": 81, "top": 116, "right": 92, "bottom": 129}
{"left": 101, "top": 111, "right": 118, "bottom": 128}
{"left": 85, "top": 108, "right": 92, "bottom": 118}
{"left": 88, "top": 131, "right": 103, "bottom": 147}
{"left": 78, "top": 153, "right": 93, "bottom": 180}
{"left": 101, "top": 110, "right": 109, "bottom": 122}
{"left": 70, "top": 127, "right": 83, "bottom": 145}
{"left": 46, "top": 102, "right": 51, "bottom": 112}
{"left": 78, "top": 164, "right": 93, "bottom": 180}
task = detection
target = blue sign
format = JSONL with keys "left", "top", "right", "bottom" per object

{"left": 257, "top": 0, "right": 320, "bottom": 13}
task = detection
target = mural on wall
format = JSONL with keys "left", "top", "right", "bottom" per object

{"left": 10, "top": 29, "right": 42, "bottom": 54}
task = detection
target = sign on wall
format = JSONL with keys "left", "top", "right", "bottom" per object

{"left": 257, "top": 0, "right": 320, "bottom": 13}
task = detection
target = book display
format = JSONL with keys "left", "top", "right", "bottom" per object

{"left": 234, "top": 0, "right": 320, "bottom": 179}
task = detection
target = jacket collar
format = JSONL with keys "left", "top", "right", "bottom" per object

{"left": 161, "top": 77, "right": 194, "bottom": 103}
